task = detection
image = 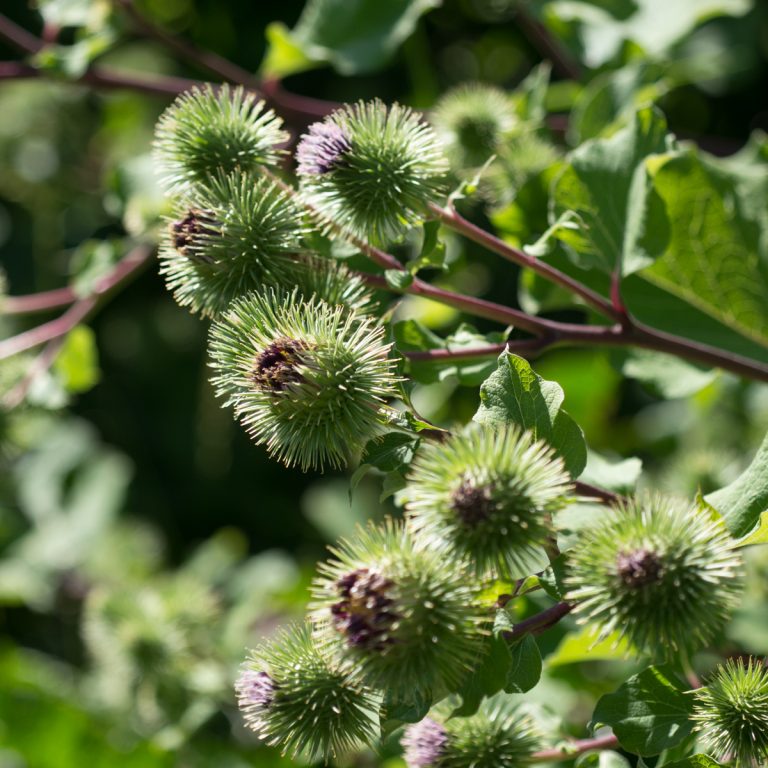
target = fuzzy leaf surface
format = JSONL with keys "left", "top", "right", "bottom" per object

{"left": 549, "top": 106, "right": 672, "bottom": 274}
{"left": 504, "top": 634, "right": 542, "bottom": 694}
{"left": 592, "top": 666, "right": 694, "bottom": 756}
{"left": 473, "top": 351, "right": 587, "bottom": 476}
{"left": 640, "top": 150, "right": 768, "bottom": 347}
{"left": 262, "top": 0, "right": 440, "bottom": 77}
{"left": 706, "top": 431, "right": 768, "bottom": 537}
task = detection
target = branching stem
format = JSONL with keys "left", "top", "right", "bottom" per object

{"left": 531, "top": 734, "right": 620, "bottom": 762}
{"left": 0, "top": 245, "right": 153, "bottom": 360}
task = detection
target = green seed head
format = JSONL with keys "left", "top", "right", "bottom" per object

{"left": 208, "top": 289, "right": 399, "bottom": 471}
{"left": 432, "top": 83, "right": 517, "bottom": 171}
{"left": 402, "top": 696, "right": 542, "bottom": 768}
{"left": 405, "top": 425, "right": 572, "bottom": 577}
{"left": 311, "top": 520, "right": 486, "bottom": 697}
{"left": 285, "top": 253, "right": 378, "bottom": 316}
{"left": 565, "top": 494, "right": 743, "bottom": 655}
{"left": 160, "top": 172, "right": 305, "bottom": 316}
{"left": 154, "top": 84, "right": 287, "bottom": 194}
{"left": 297, "top": 100, "right": 448, "bottom": 244}
{"left": 236, "top": 623, "right": 379, "bottom": 760}
{"left": 692, "top": 657, "right": 768, "bottom": 766}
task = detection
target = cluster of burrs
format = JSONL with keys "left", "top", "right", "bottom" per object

{"left": 152, "top": 84, "right": 750, "bottom": 766}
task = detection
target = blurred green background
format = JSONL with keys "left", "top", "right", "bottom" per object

{"left": 2, "top": 0, "right": 768, "bottom": 765}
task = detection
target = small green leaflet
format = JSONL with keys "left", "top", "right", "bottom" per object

{"left": 592, "top": 665, "right": 694, "bottom": 756}
{"left": 474, "top": 351, "right": 587, "bottom": 476}
{"left": 261, "top": 0, "right": 441, "bottom": 77}
{"left": 706, "top": 430, "right": 768, "bottom": 538}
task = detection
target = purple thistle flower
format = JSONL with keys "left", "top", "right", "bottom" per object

{"left": 235, "top": 668, "right": 277, "bottom": 712}
{"left": 402, "top": 718, "right": 448, "bottom": 768}
{"left": 296, "top": 121, "right": 351, "bottom": 175}
{"left": 330, "top": 568, "right": 398, "bottom": 651}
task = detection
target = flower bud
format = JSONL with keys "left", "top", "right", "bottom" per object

{"left": 692, "top": 657, "right": 768, "bottom": 766}
{"left": 565, "top": 494, "right": 743, "bottom": 655}
{"left": 154, "top": 84, "right": 287, "bottom": 194}
{"left": 405, "top": 425, "right": 572, "bottom": 577}
{"left": 402, "top": 696, "right": 541, "bottom": 768}
{"left": 297, "top": 100, "right": 448, "bottom": 244}
{"left": 160, "top": 173, "right": 305, "bottom": 316}
{"left": 209, "top": 289, "right": 399, "bottom": 470}
{"left": 236, "top": 623, "right": 378, "bottom": 760}
{"left": 311, "top": 520, "right": 486, "bottom": 697}
{"left": 432, "top": 83, "right": 517, "bottom": 171}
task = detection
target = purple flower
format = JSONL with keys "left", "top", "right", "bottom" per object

{"left": 235, "top": 668, "right": 277, "bottom": 712}
{"left": 402, "top": 718, "right": 448, "bottom": 768}
{"left": 330, "top": 568, "right": 398, "bottom": 651}
{"left": 296, "top": 121, "right": 351, "bottom": 175}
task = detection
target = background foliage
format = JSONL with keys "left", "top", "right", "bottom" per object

{"left": 1, "top": 0, "right": 768, "bottom": 766}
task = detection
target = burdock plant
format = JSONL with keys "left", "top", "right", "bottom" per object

{"left": 565, "top": 495, "right": 743, "bottom": 655}
{"left": 691, "top": 657, "right": 768, "bottom": 766}
{"left": 432, "top": 83, "right": 518, "bottom": 171}
{"left": 153, "top": 84, "right": 288, "bottom": 194}
{"left": 296, "top": 100, "right": 448, "bottom": 243}
{"left": 405, "top": 424, "right": 573, "bottom": 577}
{"left": 208, "top": 288, "right": 399, "bottom": 470}
{"left": 236, "top": 623, "right": 379, "bottom": 760}
{"left": 160, "top": 172, "right": 306, "bottom": 316}
{"left": 402, "top": 697, "right": 542, "bottom": 768}
{"left": 311, "top": 520, "right": 486, "bottom": 697}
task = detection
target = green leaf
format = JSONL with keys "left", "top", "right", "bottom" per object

{"left": 592, "top": 666, "right": 694, "bottom": 756}
{"left": 576, "top": 752, "right": 632, "bottom": 768}
{"left": 360, "top": 433, "right": 419, "bottom": 473}
{"left": 69, "top": 240, "right": 123, "bottom": 298}
{"left": 380, "top": 688, "right": 432, "bottom": 729}
{"left": 736, "top": 511, "right": 768, "bottom": 547}
{"left": 539, "top": 554, "right": 568, "bottom": 600}
{"left": 52, "top": 326, "right": 100, "bottom": 394}
{"left": 532, "top": 0, "right": 751, "bottom": 69}
{"left": 261, "top": 0, "right": 441, "bottom": 77}
{"left": 706, "top": 431, "right": 768, "bottom": 537}
{"left": 408, "top": 220, "right": 446, "bottom": 274}
{"left": 261, "top": 22, "right": 317, "bottom": 79}
{"left": 639, "top": 149, "right": 768, "bottom": 348}
{"left": 548, "top": 627, "right": 633, "bottom": 666}
{"left": 36, "top": 0, "right": 110, "bottom": 27}
{"left": 549, "top": 106, "right": 673, "bottom": 275}
{"left": 620, "top": 349, "right": 717, "bottom": 399}
{"left": 504, "top": 634, "right": 542, "bottom": 694}
{"left": 570, "top": 64, "right": 670, "bottom": 143}
{"left": 662, "top": 756, "right": 724, "bottom": 768}
{"left": 580, "top": 452, "right": 642, "bottom": 493}
{"left": 394, "top": 319, "right": 506, "bottom": 386}
{"left": 384, "top": 269, "right": 414, "bottom": 291}
{"left": 453, "top": 634, "right": 511, "bottom": 716}
{"left": 473, "top": 351, "right": 587, "bottom": 476}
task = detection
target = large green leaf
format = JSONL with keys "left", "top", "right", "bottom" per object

{"left": 706, "top": 431, "right": 768, "bottom": 538}
{"left": 473, "top": 351, "right": 587, "bottom": 476}
{"left": 533, "top": 0, "right": 751, "bottom": 68}
{"left": 262, "top": 0, "right": 440, "bottom": 77}
{"left": 592, "top": 666, "right": 694, "bottom": 756}
{"left": 549, "top": 106, "right": 673, "bottom": 274}
{"left": 640, "top": 150, "right": 768, "bottom": 347}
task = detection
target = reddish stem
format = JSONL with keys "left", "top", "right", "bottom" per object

{"left": 115, "top": 0, "right": 261, "bottom": 89}
{"left": 0, "top": 245, "right": 153, "bottom": 360}
{"left": 514, "top": 1, "right": 582, "bottom": 80}
{"left": 532, "top": 734, "right": 620, "bottom": 762}
{"left": 4, "top": 285, "right": 78, "bottom": 315}
{"left": 430, "top": 203, "right": 622, "bottom": 323}
{"left": 574, "top": 481, "right": 620, "bottom": 505}
{"left": 503, "top": 601, "right": 574, "bottom": 641}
